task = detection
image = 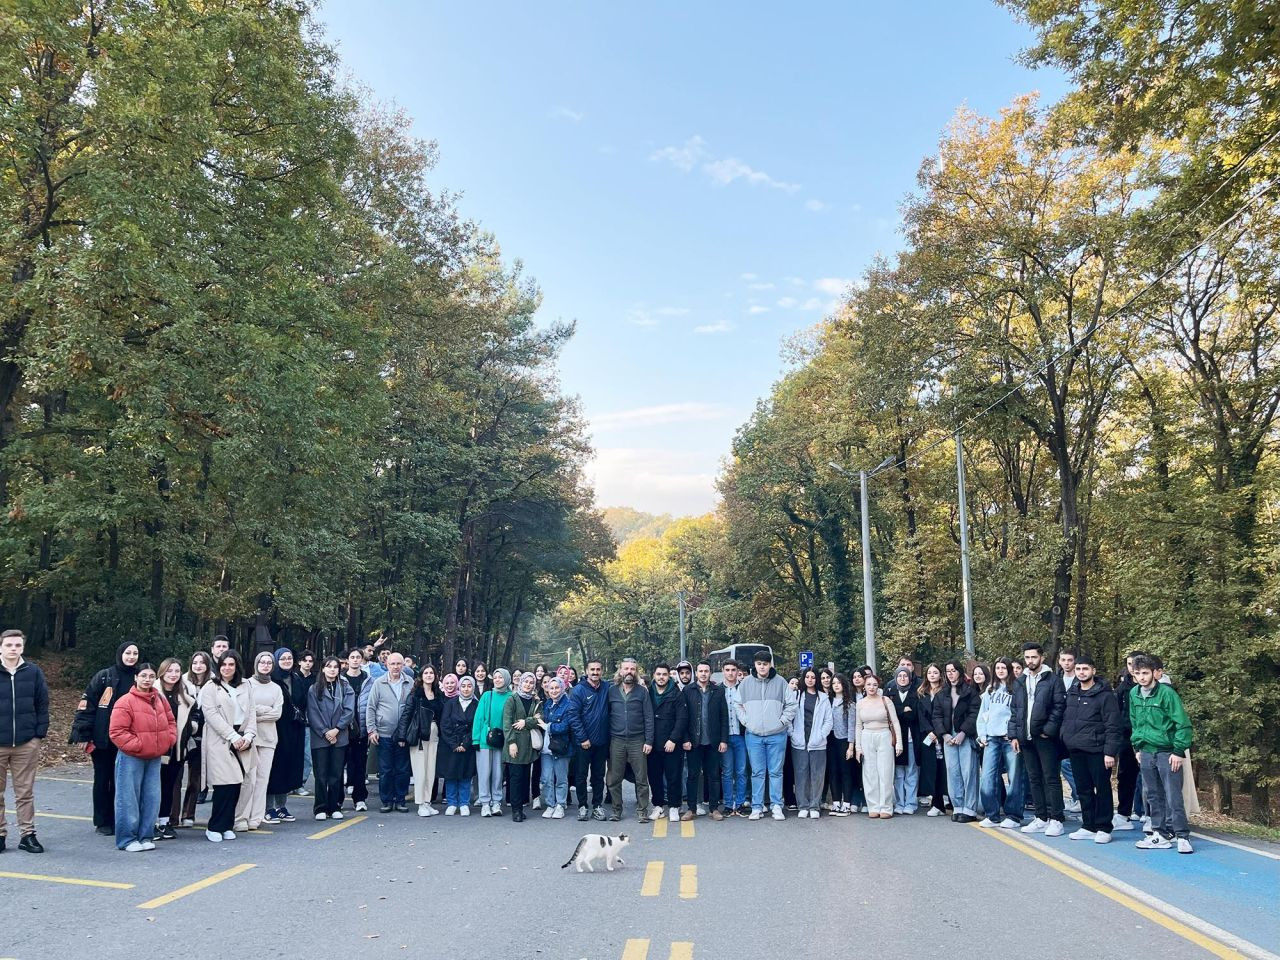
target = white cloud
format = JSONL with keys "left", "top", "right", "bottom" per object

{"left": 801, "top": 297, "right": 825, "bottom": 311}
{"left": 805, "top": 199, "right": 828, "bottom": 212}
{"left": 694, "top": 320, "right": 734, "bottom": 334}
{"left": 776, "top": 296, "right": 798, "bottom": 309}
{"left": 747, "top": 305, "right": 770, "bottom": 315}
{"left": 591, "top": 402, "right": 728, "bottom": 431}
{"left": 551, "top": 106, "right": 584, "bottom": 122}
{"left": 814, "top": 277, "right": 852, "bottom": 296}
{"left": 651, "top": 136, "right": 800, "bottom": 193}
{"left": 627, "top": 307, "right": 660, "bottom": 327}
{"left": 587, "top": 448, "right": 719, "bottom": 515}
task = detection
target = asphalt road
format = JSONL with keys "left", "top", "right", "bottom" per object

{"left": 2, "top": 767, "right": 1275, "bottom": 960}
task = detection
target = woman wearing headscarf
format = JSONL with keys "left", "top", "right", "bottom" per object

{"left": 441, "top": 673, "right": 459, "bottom": 697}
{"left": 397, "top": 664, "right": 441, "bottom": 816}
{"left": 198, "top": 652, "right": 257, "bottom": 841}
{"left": 438, "top": 675, "right": 478, "bottom": 814}
{"left": 306, "top": 656, "right": 355, "bottom": 821}
{"left": 540, "top": 675, "right": 574, "bottom": 818}
{"left": 72, "top": 642, "right": 141, "bottom": 834}
{"left": 472, "top": 668, "right": 512, "bottom": 817}
{"left": 234, "top": 652, "right": 283, "bottom": 832}
{"left": 503, "top": 672, "right": 543, "bottom": 823}
{"left": 266, "top": 648, "right": 306, "bottom": 823}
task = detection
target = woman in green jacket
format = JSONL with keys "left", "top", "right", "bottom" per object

{"left": 472, "top": 668, "right": 512, "bottom": 817}
{"left": 502, "top": 672, "right": 542, "bottom": 823}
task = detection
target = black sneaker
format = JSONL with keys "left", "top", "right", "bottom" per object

{"left": 159, "top": 824, "right": 177, "bottom": 841}
{"left": 95, "top": 825, "right": 113, "bottom": 836}
{"left": 591, "top": 807, "right": 606, "bottom": 822}
{"left": 278, "top": 807, "right": 296, "bottom": 822}
{"left": 18, "top": 834, "right": 44, "bottom": 853}
{"left": 394, "top": 803, "right": 409, "bottom": 813}
{"left": 0, "top": 836, "right": 5, "bottom": 853}
{"left": 380, "top": 804, "right": 393, "bottom": 814}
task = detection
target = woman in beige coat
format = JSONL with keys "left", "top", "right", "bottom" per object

{"left": 234, "top": 652, "right": 283, "bottom": 832}
{"left": 851, "top": 673, "right": 902, "bottom": 818}
{"left": 198, "top": 652, "right": 258, "bottom": 842}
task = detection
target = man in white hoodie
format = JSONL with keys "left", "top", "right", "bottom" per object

{"left": 735, "top": 650, "right": 796, "bottom": 821}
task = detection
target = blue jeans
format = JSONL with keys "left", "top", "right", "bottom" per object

{"left": 302, "top": 727, "right": 313, "bottom": 784}
{"left": 944, "top": 738, "right": 979, "bottom": 816}
{"left": 376, "top": 738, "right": 411, "bottom": 805}
{"left": 1060, "top": 756, "right": 1077, "bottom": 800}
{"left": 745, "top": 731, "right": 787, "bottom": 811}
{"left": 893, "top": 750, "right": 919, "bottom": 812}
{"left": 540, "top": 754, "right": 570, "bottom": 807}
{"left": 444, "top": 779, "right": 472, "bottom": 807}
{"left": 980, "top": 737, "right": 1021, "bottom": 819}
{"left": 114, "top": 753, "right": 162, "bottom": 848}
{"left": 721, "top": 734, "right": 747, "bottom": 808}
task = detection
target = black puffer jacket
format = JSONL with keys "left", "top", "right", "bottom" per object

{"left": 931, "top": 683, "right": 980, "bottom": 739}
{"left": 1007, "top": 666, "right": 1066, "bottom": 741}
{"left": 651, "top": 684, "right": 688, "bottom": 747}
{"left": 1061, "top": 679, "right": 1123, "bottom": 756}
{"left": 1, "top": 660, "right": 50, "bottom": 747}
{"left": 71, "top": 643, "right": 139, "bottom": 748}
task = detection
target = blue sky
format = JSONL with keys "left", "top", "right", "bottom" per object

{"left": 317, "top": 1, "right": 1067, "bottom": 516}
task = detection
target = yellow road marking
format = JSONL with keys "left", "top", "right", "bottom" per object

{"left": 977, "top": 827, "right": 1247, "bottom": 959}
{"left": 305, "top": 814, "right": 367, "bottom": 840}
{"left": 622, "top": 940, "right": 649, "bottom": 960}
{"left": 135, "top": 863, "right": 255, "bottom": 909}
{"left": 679, "top": 864, "right": 697, "bottom": 899}
{"left": 653, "top": 817, "right": 668, "bottom": 838}
{"left": 36, "top": 812, "right": 91, "bottom": 821}
{"left": 680, "top": 819, "right": 695, "bottom": 838}
{"left": 641, "top": 860, "right": 664, "bottom": 896}
{"left": 0, "top": 870, "right": 134, "bottom": 890}
{"left": 670, "top": 944, "right": 694, "bottom": 960}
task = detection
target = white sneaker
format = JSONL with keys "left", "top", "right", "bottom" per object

{"left": 1176, "top": 837, "right": 1194, "bottom": 854}
{"left": 123, "top": 840, "right": 145, "bottom": 853}
{"left": 139, "top": 840, "right": 156, "bottom": 851}
{"left": 651, "top": 806, "right": 664, "bottom": 820}
{"left": 531, "top": 797, "right": 543, "bottom": 810}
{"left": 748, "top": 809, "right": 763, "bottom": 820}
{"left": 999, "top": 818, "right": 1021, "bottom": 830}
{"left": 552, "top": 805, "right": 565, "bottom": 819}
{"left": 542, "top": 805, "right": 555, "bottom": 819}
{"left": 459, "top": 805, "right": 470, "bottom": 816}
{"left": 1112, "top": 813, "right": 1135, "bottom": 831}
{"left": 332, "top": 810, "right": 345, "bottom": 820}
{"left": 355, "top": 801, "right": 368, "bottom": 812}
{"left": 1141, "top": 815, "right": 1152, "bottom": 831}
{"left": 1094, "top": 831, "right": 1113, "bottom": 843}
{"left": 809, "top": 809, "right": 820, "bottom": 819}
{"left": 1064, "top": 798, "right": 1082, "bottom": 814}
{"left": 314, "top": 812, "right": 328, "bottom": 821}
{"left": 205, "top": 830, "right": 222, "bottom": 843}
{"left": 1069, "top": 828, "right": 1096, "bottom": 840}
{"left": 927, "top": 807, "right": 943, "bottom": 817}
{"left": 180, "top": 818, "right": 195, "bottom": 827}
{"left": 418, "top": 804, "right": 429, "bottom": 817}
{"left": 222, "top": 830, "right": 236, "bottom": 840}
{"left": 696, "top": 803, "right": 709, "bottom": 816}
{"left": 480, "top": 803, "right": 491, "bottom": 817}
{"left": 1021, "top": 817, "right": 1047, "bottom": 834}
{"left": 771, "top": 805, "right": 785, "bottom": 821}
{"left": 1136, "top": 833, "right": 1172, "bottom": 849}
{"left": 1044, "top": 819, "right": 1065, "bottom": 837}
{"left": 798, "top": 809, "right": 809, "bottom": 818}
{"left": 426, "top": 805, "right": 440, "bottom": 816}
{"left": 978, "top": 817, "right": 997, "bottom": 828}
{"left": 444, "top": 806, "right": 457, "bottom": 816}
{"left": 668, "top": 807, "right": 679, "bottom": 822}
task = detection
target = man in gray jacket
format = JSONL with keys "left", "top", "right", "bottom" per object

{"left": 735, "top": 650, "right": 796, "bottom": 820}
{"left": 606, "top": 657, "right": 653, "bottom": 822}
{"left": 365, "top": 652, "right": 413, "bottom": 813}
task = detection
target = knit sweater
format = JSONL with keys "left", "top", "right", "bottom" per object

{"left": 854, "top": 694, "right": 902, "bottom": 753}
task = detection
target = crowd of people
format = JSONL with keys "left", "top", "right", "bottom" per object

{"left": 0, "top": 628, "right": 1196, "bottom": 857}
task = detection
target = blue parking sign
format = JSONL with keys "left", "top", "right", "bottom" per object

{"left": 799, "top": 650, "right": 813, "bottom": 669}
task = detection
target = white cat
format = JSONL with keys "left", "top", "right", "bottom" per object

{"left": 561, "top": 833, "right": 631, "bottom": 873}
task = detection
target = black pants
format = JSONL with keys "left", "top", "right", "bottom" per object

{"left": 181, "top": 749, "right": 201, "bottom": 821}
{"left": 782, "top": 745, "right": 796, "bottom": 807}
{"left": 648, "top": 747, "right": 682, "bottom": 807}
{"left": 312, "top": 743, "right": 347, "bottom": 815}
{"left": 1070, "top": 750, "right": 1114, "bottom": 834}
{"left": 1116, "top": 744, "right": 1139, "bottom": 816}
{"left": 345, "top": 737, "right": 369, "bottom": 804}
{"left": 508, "top": 762, "right": 532, "bottom": 812}
{"left": 572, "top": 741, "right": 608, "bottom": 809}
{"left": 1020, "top": 736, "right": 1065, "bottom": 822}
{"left": 91, "top": 744, "right": 117, "bottom": 828}
{"left": 685, "top": 744, "right": 722, "bottom": 810}
{"left": 827, "top": 737, "right": 853, "bottom": 803}
{"left": 160, "top": 756, "right": 182, "bottom": 823}
{"left": 208, "top": 783, "right": 240, "bottom": 833}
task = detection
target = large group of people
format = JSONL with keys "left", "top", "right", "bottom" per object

{"left": 0, "top": 628, "right": 1197, "bottom": 858}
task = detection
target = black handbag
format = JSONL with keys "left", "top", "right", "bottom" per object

{"left": 484, "top": 693, "right": 504, "bottom": 748}
{"left": 549, "top": 732, "right": 570, "bottom": 757}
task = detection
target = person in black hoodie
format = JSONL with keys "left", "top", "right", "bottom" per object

{"left": 931, "top": 660, "right": 980, "bottom": 822}
{"left": 1061, "top": 655, "right": 1123, "bottom": 843}
{"left": 71, "top": 642, "right": 140, "bottom": 834}
{"left": 1008, "top": 641, "right": 1067, "bottom": 837}
{"left": 647, "top": 664, "right": 688, "bottom": 822}
{"left": 0, "top": 629, "right": 49, "bottom": 853}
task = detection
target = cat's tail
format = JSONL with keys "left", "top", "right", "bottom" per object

{"left": 562, "top": 836, "right": 586, "bottom": 869}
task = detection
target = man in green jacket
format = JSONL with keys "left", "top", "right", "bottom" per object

{"left": 1128, "top": 655, "right": 1194, "bottom": 854}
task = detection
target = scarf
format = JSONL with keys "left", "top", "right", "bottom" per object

{"left": 443, "top": 673, "right": 460, "bottom": 698}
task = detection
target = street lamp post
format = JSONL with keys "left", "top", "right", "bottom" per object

{"left": 677, "top": 589, "right": 687, "bottom": 664}
{"left": 830, "top": 457, "right": 895, "bottom": 672}
{"left": 955, "top": 429, "right": 975, "bottom": 658}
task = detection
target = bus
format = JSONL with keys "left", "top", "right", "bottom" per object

{"left": 707, "top": 643, "right": 773, "bottom": 684}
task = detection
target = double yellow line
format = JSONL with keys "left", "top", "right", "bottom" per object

{"left": 622, "top": 940, "right": 693, "bottom": 960}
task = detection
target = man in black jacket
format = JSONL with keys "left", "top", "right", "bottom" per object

{"left": 1061, "top": 655, "right": 1123, "bottom": 843}
{"left": 1009, "top": 641, "right": 1066, "bottom": 837}
{"left": 681, "top": 661, "right": 729, "bottom": 821}
{"left": 0, "top": 629, "right": 49, "bottom": 854}
{"left": 647, "top": 664, "right": 688, "bottom": 822}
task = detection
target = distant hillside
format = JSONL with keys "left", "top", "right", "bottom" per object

{"left": 601, "top": 506, "right": 677, "bottom": 545}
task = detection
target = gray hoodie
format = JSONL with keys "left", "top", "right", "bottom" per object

{"left": 735, "top": 668, "right": 796, "bottom": 736}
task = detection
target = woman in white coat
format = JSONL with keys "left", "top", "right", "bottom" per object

{"left": 789, "top": 667, "right": 833, "bottom": 819}
{"left": 198, "top": 651, "right": 258, "bottom": 842}
{"left": 234, "top": 652, "right": 283, "bottom": 832}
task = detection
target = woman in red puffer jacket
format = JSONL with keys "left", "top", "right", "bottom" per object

{"left": 109, "top": 663, "right": 176, "bottom": 852}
